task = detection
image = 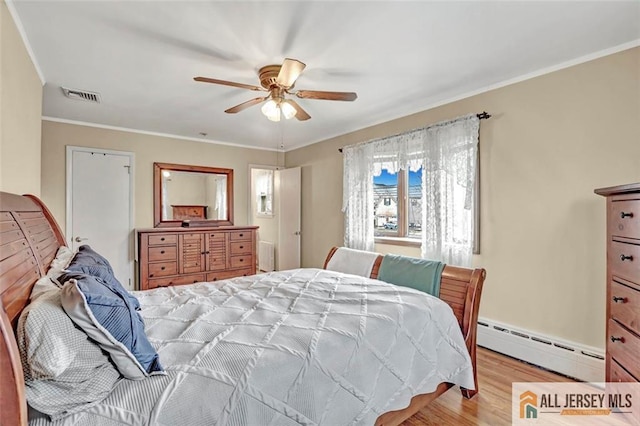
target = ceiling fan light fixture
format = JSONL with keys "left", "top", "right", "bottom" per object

{"left": 261, "top": 99, "right": 281, "bottom": 122}
{"left": 280, "top": 100, "right": 297, "bottom": 120}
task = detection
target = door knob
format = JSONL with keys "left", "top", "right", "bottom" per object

{"left": 74, "top": 236, "right": 89, "bottom": 243}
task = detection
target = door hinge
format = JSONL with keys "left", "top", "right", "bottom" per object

{"left": 124, "top": 165, "right": 131, "bottom": 174}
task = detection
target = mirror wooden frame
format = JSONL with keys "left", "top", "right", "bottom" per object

{"left": 153, "top": 162, "right": 234, "bottom": 227}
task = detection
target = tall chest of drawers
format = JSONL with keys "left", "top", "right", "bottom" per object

{"left": 595, "top": 183, "right": 640, "bottom": 382}
{"left": 137, "top": 226, "right": 258, "bottom": 290}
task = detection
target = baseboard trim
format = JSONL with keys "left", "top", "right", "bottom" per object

{"left": 477, "top": 317, "right": 605, "bottom": 382}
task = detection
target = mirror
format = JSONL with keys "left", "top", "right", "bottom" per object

{"left": 154, "top": 162, "right": 234, "bottom": 227}
{"left": 252, "top": 168, "right": 274, "bottom": 217}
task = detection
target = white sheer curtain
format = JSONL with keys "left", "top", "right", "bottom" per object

{"left": 342, "top": 114, "right": 479, "bottom": 265}
{"left": 215, "top": 177, "right": 227, "bottom": 220}
{"left": 342, "top": 142, "right": 375, "bottom": 251}
{"left": 421, "top": 116, "right": 479, "bottom": 266}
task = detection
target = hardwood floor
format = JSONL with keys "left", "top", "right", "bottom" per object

{"left": 402, "top": 347, "right": 575, "bottom": 425}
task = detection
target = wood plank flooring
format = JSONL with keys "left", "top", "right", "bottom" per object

{"left": 402, "top": 347, "right": 575, "bottom": 425}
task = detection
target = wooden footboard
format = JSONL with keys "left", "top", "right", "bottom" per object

{"left": 324, "top": 246, "right": 486, "bottom": 425}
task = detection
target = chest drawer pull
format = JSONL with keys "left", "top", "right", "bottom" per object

{"left": 620, "top": 211, "right": 634, "bottom": 218}
{"left": 610, "top": 336, "right": 624, "bottom": 343}
{"left": 620, "top": 254, "right": 634, "bottom": 261}
{"left": 612, "top": 296, "right": 627, "bottom": 303}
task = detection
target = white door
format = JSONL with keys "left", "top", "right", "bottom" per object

{"left": 66, "top": 147, "right": 134, "bottom": 289}
{"left": 277, "top": 167, "right": 301, "bottom": 270}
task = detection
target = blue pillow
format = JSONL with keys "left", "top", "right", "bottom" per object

{"left": 59, "top": 271, "right": 164, "bottom": 380}
{"left": 66, "top": 245, "right": 140, "bottom": 310}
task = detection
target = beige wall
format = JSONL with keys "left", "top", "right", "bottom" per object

{"left": 0, "top": 1, "right": 42, "bottom": 195}
{"left": 41, "top": 121, "right": 278, "bottom": 235}
{"left": 286, "top": 47, "right": 640, "bottom": 350}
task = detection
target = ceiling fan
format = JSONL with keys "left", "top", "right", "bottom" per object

{"left": 194, "top": 58, "right": 357, "bottom": 122}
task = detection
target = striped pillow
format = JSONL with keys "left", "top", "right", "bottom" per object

{"left": 60, "top": 271, "right": 164, "bottom": 380}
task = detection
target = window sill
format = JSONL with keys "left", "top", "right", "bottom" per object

{"left": 374, "top": 236, "right": 421, "bottom": 248}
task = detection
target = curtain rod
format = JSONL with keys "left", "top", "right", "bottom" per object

{"left": 338, "top": 111, "right": 491, "bottom": 153}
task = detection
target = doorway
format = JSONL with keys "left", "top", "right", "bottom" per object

{"left": 249, "top": 165, "right": 301, "bottom": 271}
{"left": 66, "top": 146, "right": 134, "bottom": 289}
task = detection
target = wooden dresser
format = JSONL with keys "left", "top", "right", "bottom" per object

{"left": 595, "top": 183, "right": 640, "bottom": 382}
{"left": 137, "top": 226, "right": 258, "bottom": 290}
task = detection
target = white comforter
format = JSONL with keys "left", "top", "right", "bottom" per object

{"left": 31, "top": 268, "right": 474, "bottom": 426}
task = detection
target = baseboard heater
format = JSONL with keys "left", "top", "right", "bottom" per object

{"left": 258, "top": 240, "right": 275, "bottom": 272}
{"left": 477, "top": 317, "right": 605, "bottom": 382}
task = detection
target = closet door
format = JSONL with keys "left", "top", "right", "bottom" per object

{"left": 67, "top": 146, "right": 134, "bottom": 289}
{"left": 179, "top": 233, "right": 205, "bottom": 274}
{"left": 205, "top": 231, "right": 227, "bottom": 271}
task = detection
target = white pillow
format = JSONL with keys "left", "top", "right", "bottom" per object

{"left": 17, "top": 289, "right": 120, "bottom": 420}
{"left": 31, "top": 246, "right": 75, "bottom": 300}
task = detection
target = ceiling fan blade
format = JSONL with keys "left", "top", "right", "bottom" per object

{"left": 287, "top": 99, "right": 311, "bottom": 121}
{"left": 194, "top": 76, "right": 265, "bottom": 92}
{"left": 225, "top": 96, "right": 269, "bottom": 114}
{"left": 295, "top": 90, "right": 357, "bottom": 101}
{"left": 276, "top": 58, "right": 306, "bottom": 88}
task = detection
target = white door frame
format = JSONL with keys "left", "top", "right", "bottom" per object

{"left": 65, "top": 145, "right": 135, "bottom": 280}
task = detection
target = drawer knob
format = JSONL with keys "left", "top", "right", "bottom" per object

{"left": 239, "top": 245, "right": 244, "bottom": 249}
{"left": 610, "top": 336, "right": 624, "bottom": 343}
{"left": 161, "top": 237, "right": 165, "bottom": 241}
{"left": 161, "top": 250, "right": 165, "bottom": 254}
{"left": 239, "top": 259, "right": 244, "bottom": 262}
{"left": 620, "top": 211, "right": 634, "bottom": 219}
{"left": 239, "top": 233, "right": 243, "bottom": 237}
{"left": 612, "top": 296, "right": 627, "bottom": 303}
{"left": 620, "top": 254, "right": 633, "bottom": 262}
{"left": 161, "top": 266, "right": 165, "bottom": 270}
{"left": 150, "top": 274, "right": 154, "bottom": 278}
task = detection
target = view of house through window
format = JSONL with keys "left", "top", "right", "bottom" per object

{"left": 373, "top": 167, "right": 423, "bottom": 239}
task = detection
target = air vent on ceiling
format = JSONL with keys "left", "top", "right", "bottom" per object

{"left": 61, "top": 87, "right": 101, "bottom": 103}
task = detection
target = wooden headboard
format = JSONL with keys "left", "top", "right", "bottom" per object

{"left": 1, "top": 192, "right": 66, "bottom": 426}
{"left": 323, "top": 246, "right": 486, "bottom": 402}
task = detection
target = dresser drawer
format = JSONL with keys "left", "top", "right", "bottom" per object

{"left": 207, "top": 232, "right": 226, "bottom": 242}
{"left": 230, "top": 241, "right": 252, "bottom": 255}
{"left": 148, "top": 261, "right": 177, "bottom": 278}
{"left": 147, "top": 273, "right": 205, "bottom": 289}
{"left": 230, "top": 255, "right": 252, "bottom": 269}
{"left": 610, "top": 280, "right": 640, "bottom": 335}
{"left": 148, "top": 246, "right": 177, "bottom": 262}
{"left": 610, "top": 241, "right": 640, "bottom": 283}
{"left": 609, "top": 357, "right": 638, "bottom": 382}
{"left": 206, "top": 268, "right": 252, "bottom": 282}
{"left": 610, "top": 199, "right": 640, "bottom": 240}
{"left": 148, "top": 234, "right": 177, "bottom": 246}
{"left": 608, "top": 319, "right": 640, "bottom": 380}
{"left": 230, "top": 230, "right": 252, "bottom": 241}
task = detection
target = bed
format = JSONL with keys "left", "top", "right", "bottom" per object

{"left": 0, "top": 192, "right": 485, "bottom": 426}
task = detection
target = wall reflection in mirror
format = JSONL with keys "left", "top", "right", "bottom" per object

{"left": 161, "top": 170, "right": 227, "bottom": 220}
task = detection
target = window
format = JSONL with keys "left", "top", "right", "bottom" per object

{"left": 373, "top": 167, "right": 423, "bottom": 240}
{"left": 342, "top": 114, "right": 479, "bottom": 265}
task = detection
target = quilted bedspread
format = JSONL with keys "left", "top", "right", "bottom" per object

{"left": 30, "top": 268, "right": 474, "bottom": 426}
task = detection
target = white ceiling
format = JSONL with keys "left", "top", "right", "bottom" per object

{"left": 10, "top": 1, "right": 640, "bottom": 151}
